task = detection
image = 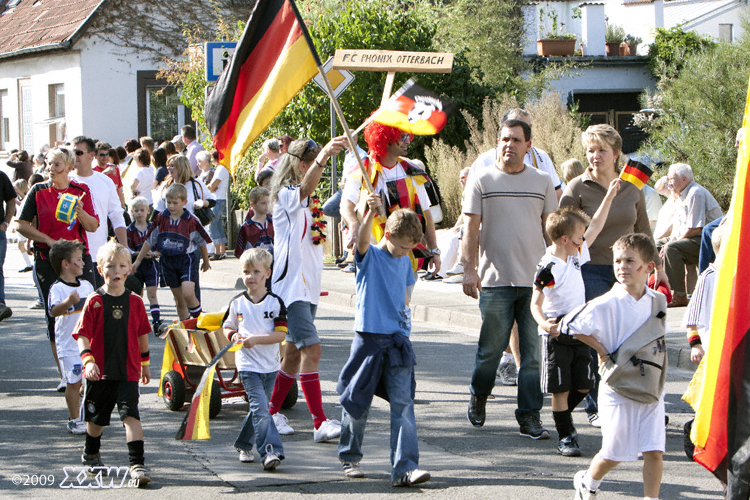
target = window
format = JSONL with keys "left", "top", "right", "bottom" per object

{"left": 48, "top": 83, "right": 65, "bottom": 146}
{"left": 0, "top": 89, "right": 8, "bottom": 151}
{"left": 719, "top": 24, "right": 733, "bottom": 43}
{"left": 18, "top": 79, "right": 32, "bottom": 152}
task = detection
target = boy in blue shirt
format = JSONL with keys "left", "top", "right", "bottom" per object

{"left": 336, "top": 192, "right": 430, "bottom": 487}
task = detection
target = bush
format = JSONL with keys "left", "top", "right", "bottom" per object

{"left": 647, "top": 26, "right": 715, "bottom": 79}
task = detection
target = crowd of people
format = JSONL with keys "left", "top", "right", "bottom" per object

{"left": 0, "top": 109, "right": 731, "bottom": 495}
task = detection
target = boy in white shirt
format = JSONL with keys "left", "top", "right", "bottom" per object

{"left": 563, "top": 233, "right": 667, "bottom": 500}
{"left": 531, "top": 179, "right": 620, "bottom": 457}
{"left": 223, "top": 248, "right": 286, "bottom": 471}
{"left": 48, "top": 240, "right": 95, "bottom": 434}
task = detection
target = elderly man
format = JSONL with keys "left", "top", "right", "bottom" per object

{"left": 462, "top": 119, "right": 557, "bottom": 438}
{"left": 659, "top": 163, "right": 722, "bottom": 307}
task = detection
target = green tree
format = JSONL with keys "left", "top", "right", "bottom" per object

{"left": 636, "top": 33, "right": 750, "bottom": 210}
{"left": 646, "top": 26, "right": 716, "bottom": 79}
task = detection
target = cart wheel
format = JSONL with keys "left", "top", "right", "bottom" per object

{"left": 281, "top": 380, "right": 298, "bottom": 410}
{"left": 162, "top": 371, "right": 185, "bottom": 411}
{"left": 209, "top": 380, "right": 222, "bottom": 419}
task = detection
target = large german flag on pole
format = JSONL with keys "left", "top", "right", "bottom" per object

{"left": 205, "top": 0, "right": 320, "bottom": 174}
{"left": 687, "top": 74, "right": 750, "bottom": 496}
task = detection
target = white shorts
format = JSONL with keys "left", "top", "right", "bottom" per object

{"left": 59, "top": 355, "right": 83, "bottom": 385}
{"left": 597, "top": 389, "right": 666, "bottom": 462}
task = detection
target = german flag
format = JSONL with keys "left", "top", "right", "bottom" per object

{"left": 205, "top": 0, "right": 320, "bottom": 174}
{"left": 619, "top": 159, "right": 652, "bottom": 189}
{"left": 687, "top": 75, "right": 750, "bottom": 494}
{"left": 373, "top": 78, "right": 455, "bottom": 135}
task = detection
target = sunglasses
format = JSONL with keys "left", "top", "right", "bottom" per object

{"left": 74, "top": 150, "right": 86, "bottom": 156}
{"left": 97, "top": 152, "right": 108, "bottom": 157}
{"left": 288, "top": 139, "right": 318, "bottom": 161}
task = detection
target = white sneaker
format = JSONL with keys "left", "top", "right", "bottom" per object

{"left": 67, "top": 419, "right": 86, "bottom": 435}
{"left": 272, "top": 413, "right": 294, "bottom": 435}
{"left": 588, "top": 413, "right": 602, "bottom": 428}
{"left": 238, "top": 450, "right": 254, "bottom": 463}
{"left": 392, "top": 469, "right": 431, "bottom": 487}
{"left": 574, "top": 470, "right": 597, "bottom": 499}
{"left": 263, "top": 453, "right": 281, "bottom": 471}
{"left": 57, "top": 379, "right": 67, "bottom": 393}
{"left": 446, "top": 262, "right": 464, "bottom": 275}
{"left": 313, "top": 419, "right": 341, "bottom": 443}
{"left": 343, "top": 462, "right": 365, "bottom": 478}
{"left": 496, "top": 357, "right": 517, "bottom": 386}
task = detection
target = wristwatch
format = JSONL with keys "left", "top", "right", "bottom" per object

{"left": 429, "top": 248, "right": 440, "bottom": 255}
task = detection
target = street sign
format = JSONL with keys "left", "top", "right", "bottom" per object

{"left": 332, "top": 49, "right": 454, "bottom": 73}
{"left": 205, "top": 42, "right": 237, "bottom": 82}
{"left": 312, "top": 57, "right": 355, "bottom": 99}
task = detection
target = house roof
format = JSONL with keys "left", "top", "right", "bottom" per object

{"left": 0, "top": 0, "right": 104, "bottom": 60}
{"left": 665, "top": 0, "right": 743, "bottom": 27}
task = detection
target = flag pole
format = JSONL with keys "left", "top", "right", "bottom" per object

{"left": 290, "top": 0, "right": 383, "bottom": 215}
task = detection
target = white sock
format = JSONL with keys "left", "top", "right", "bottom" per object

{"left": 502, "top": 352, "right": 514, "bottom": 362}
{"left": 582, "top": 474, "right": 602, "bottom": 491}
{"left": 22, "top": 252, "right": 31, "bottom": 266}
{"left": 644, "top": 497, "right": 659, "bottom": 500}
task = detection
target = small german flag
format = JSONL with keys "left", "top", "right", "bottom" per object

{"left": 619, "top": 159, "right": 653, "bottom": 189}
{"left": 373, "top": 78, "right": 455, "bottom": 135}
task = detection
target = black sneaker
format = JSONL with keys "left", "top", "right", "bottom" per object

{"left": 152, "top": 319, "right": 164, "bottom": 336}
{"left": 519, "top": 414, "right": 550, "bottom": 439}
{"left": 557, "top": 435, "right": 582, "bottom": 457}
{"left": 0, "top": 305, "right": 12, "bottom": 322}
{"left": 467, "top": 394, "right": 487, "bottom": 427}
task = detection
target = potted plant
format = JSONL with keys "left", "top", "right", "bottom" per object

{"left": 537, "top": 8, "right": 577, "bottom": 56}
{"left": 623, "top": 34, "right": 642, "bottom": 55}
{"left": 605, "top": 23, "right": 626, "bottom": 56}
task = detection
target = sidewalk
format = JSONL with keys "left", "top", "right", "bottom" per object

{"left": 202, "top": 254, "right": 696, "bottom": 373}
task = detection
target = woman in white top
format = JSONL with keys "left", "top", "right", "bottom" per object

{"left": 206, "top": 151, "right": 231, "bottom": 260}
{"left": 266, "top": 136, "right": 347, "bottom": 441}
{"left": 154, "top": 155, "right": 215, "bottom": 215}
{"left": 129, "top": 148, "right": 155, "bottom": 208}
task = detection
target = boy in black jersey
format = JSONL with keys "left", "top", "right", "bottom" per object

{"left": 73, "top": 240, "right": 152, "bottom": 486}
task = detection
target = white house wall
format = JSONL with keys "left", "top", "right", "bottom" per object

{"left": 0, "top": 51, "right": 82, "bottom": 154}
{"left": 547, "top": 64, "right": 657, "bottom": 99}
{"left": 75, "top": 35, "right": 168, "bottom": 146}
{"left": 679, "top": 4, "right": 748, "bottom": 40}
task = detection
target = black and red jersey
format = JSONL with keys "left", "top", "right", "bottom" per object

{"left": 17, "top": 180, "right": 98, "bottom": 251}
{"left": 73, "top": 290, "right": 151, "bottom": 381}
{"left": 126, "top": 221, "right": 152, "bottom": 254}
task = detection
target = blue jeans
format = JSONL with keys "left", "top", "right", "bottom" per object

{"left": 338, "top": 362, "right": 419, "bottom": 481}
{"left": 580, "top": 264, "right": 616, "bottom": 416}
{"left": 470, "top": 286, "right": 542, "bottom": 421}
{"left": 698, "top": 215, "right": 724, "bottom": 273}
{"left": 234, "top": 371, "right": 284, "bottom": 460}
{"left": 209, "top": 199, "right": 227, "bottom": 245}
{"left": 322, "top": 188, "right": 342, "bottom": 219}
{"left": 0, "top": 230, "right": 6, "bottom": 304}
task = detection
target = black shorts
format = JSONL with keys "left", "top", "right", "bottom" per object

{"left": 84, "top": 379, "right": 140, "bottom": 426}
{"left": 161, "top": 253, "right": 199, "bottom": 289}
{"left": 541, "top": 335, "right": 595, "bottom": 394}
{"left": 134, "top": 257, "right": 160, "bottom": 288}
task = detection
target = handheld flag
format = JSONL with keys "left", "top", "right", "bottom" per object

{"left": 687, "top": 76, "right": 750, "bottom": 494}
{"left": 176, "top": 339, "right": 243, "bottom": 440}
{"left": 619, "top": 159, "right": 652, "bottom": 189}
{"left": 205, "top": 0, "right": 320, "bottom": 174}
{"left": 372, "top": 78, "right": 455, "bottom": 135}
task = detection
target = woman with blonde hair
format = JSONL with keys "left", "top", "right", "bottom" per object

{"left": 559, "top": 124, "right": 667, "bottom": 426}
{"left": 266, "top": 136, "right": 347, "bottom": 441}
{"left": 155, "top": 155, "right": 215, "bottom": 215}
{"left": 15, "top": 146, "right": 99, "bottom": 386}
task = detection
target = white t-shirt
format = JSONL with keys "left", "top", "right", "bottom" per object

{"left": 154, "top": 178, "right": 215, "bottom": 214}
{"left": 272, "top": 185, "right": 323, "bottom": 305}
{"left": 70, "top": 171, "right": 126, "bottom": 259}
{"left": 49, "top": 278, "right": 95, "bottom": 358}
{"left": 535, "top": 242, "right": 590, "bottom": 319}
{"left": 682, "top": 264, "right": 717, "bottom": 349}
{"left": 222, "top": 292, "right": 284, "bottom": 373}
{"left": 133, "top": 165, "right": 155, "bottom": 205}
{"left": 564, "top": 284, "right": 659, "bottom": 406}
{"left": 211, "top": 165, "right": 230, "bottom": 200}
{"left": 469, "top": 146, "right": 562, "bottom": 190}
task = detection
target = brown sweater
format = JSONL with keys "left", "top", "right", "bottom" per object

{"left": 560, "top": 168, "right": 652, "bottom": 266}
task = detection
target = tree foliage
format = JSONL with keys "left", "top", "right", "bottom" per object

{"left": 637, "top": 31, "right": 750, "bottom": 210}
{"left": 646, "top": 26, "right": 716, "bottom": 79}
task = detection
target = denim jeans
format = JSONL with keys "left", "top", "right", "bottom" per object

{"left": 698, "top": 215, "right": 724, "bottom": 273}
{"left": 338, "top": 361, "right": 419, "bottom": 481}
{"left": 580, "top": 264, "right": 616, "bottom": 416}
{"left": 470, "top": 286, "right": 542, "bottom": 422}
{"left": 209, "top": 198, "right": 227, "bottom": 245}
{"left": 0, "top": 230, "right": 6, "bottom": 304}
{"left": 234, "top": 371, "right": 284, "bottom": 460}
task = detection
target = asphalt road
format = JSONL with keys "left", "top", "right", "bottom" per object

{"left": 0, "top": 246, "right": 724, "bottom": 499}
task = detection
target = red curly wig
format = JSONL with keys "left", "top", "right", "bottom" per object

{"left": 364, "top": 120, "right": 403, "bottom": 163}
